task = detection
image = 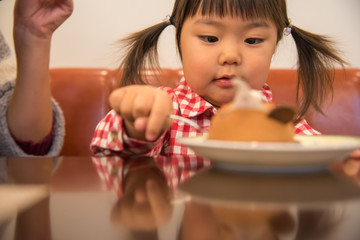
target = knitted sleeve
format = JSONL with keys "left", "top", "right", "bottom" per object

{"left": 0, "top": 80, "right": 65, "bottom": 156}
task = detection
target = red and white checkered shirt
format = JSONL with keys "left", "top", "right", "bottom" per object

{"left": 90, "top": 78, "right": 320, "bottom": 157}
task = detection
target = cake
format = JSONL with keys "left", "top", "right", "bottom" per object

{"left": 208, "top": 78, "right": 295, "bottom": 142}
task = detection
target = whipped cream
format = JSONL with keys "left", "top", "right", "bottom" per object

{"left": 231, "top": 77, "right": 265, "bottom": 110}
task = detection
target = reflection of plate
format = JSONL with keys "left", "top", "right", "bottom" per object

{"left": 178, "top": 135, "right": 360, "bottom": 173}
{"left": 178, "top": 168, "right": 360, "bottom": 207}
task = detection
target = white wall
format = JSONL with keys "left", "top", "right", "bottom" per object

{"left": 1, "top": 0, "right": 359, "bottom": 69}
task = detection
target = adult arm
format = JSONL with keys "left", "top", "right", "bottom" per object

{"left": 7, "top": 0, "right": 73, "bottom": 143}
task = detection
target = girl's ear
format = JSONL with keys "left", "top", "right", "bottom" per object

{"left": 268, "top": 106, "right": 295, "bottom": 124}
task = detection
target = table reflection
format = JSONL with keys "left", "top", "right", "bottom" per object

{"left": 178, "top": 168, "right": 360, "bottom": 240}
{"left": 1, "top": 155, "right": 360, "bottom": 240}
{"left": 0, "top": 157, "right": 58, "bottom": 240}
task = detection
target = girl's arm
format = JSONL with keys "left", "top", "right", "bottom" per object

{"left": 7, "top": 0, "right": 73, "bottom": 143}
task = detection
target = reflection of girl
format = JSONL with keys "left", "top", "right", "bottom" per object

{"left": 181, "top": 203, "right": 298, "bottom": 240}
{"left": 92, "top": 154, "right": 211, "bottom": 197}
{"left": 92, "top": 155, "right": 357, "bottom": 240}
{"left": 91, "top": 0, "right": 345, "bottom": 157}
{"left": 180, "top": 203, "right": 348, "bottom": 240}
{"left": 92, "top": 155, "right": 185, "bottom": 239}
{"left": 295, "top": 209, "right": 342, "bottom": 240}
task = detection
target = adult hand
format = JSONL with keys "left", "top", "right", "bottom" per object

{"left": 7, "top": 0, "right": 73, "bottom": 143}
{"left": 13, "top": 0, "right": 73, "bottom": 40}
{"left": 109, "top": 85, "right": 173, "bottom": 141}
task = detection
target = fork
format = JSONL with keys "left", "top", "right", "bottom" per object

{"left": 169, "top": 114, "right": 207, "bottom": 133}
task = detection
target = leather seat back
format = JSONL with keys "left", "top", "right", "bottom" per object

{"left": 50, "top": 68, "right": 360, "bottom": 156}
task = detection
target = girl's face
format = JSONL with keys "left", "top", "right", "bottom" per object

{"left": 180, "top": 12, "right": 278, "bottom": 108}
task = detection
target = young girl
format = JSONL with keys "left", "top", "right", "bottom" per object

{"left": 90, "top": 0, "right": 345, "bottom": 157}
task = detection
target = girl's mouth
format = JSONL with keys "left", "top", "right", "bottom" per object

{"left": 213, "top": 76, "right": 236, "bottom": 88}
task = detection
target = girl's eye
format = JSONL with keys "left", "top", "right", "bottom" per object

{"left": 245, "top": 38, "right": 264, "bottom": 44}
{"left": 200, "top": 36, "right": 219, "bottom": 43}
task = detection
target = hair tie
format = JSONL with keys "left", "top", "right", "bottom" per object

{"left": 284, "top": 19, "right": 293, "bottom": 36}
{"left": 163, "top": 14, "right": 172, "bottom": 25}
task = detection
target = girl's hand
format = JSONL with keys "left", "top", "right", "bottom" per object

{"left": 342, "top": 149, "right": 360, "bottom": 183}
{"left": 111, "top": 165, "right": 172, "bottom": 230}
{"left": 109, "top": 85, "right": 173, "bottom": 141}
{"left": 112, "top": 179, "right": 172, "bottom": 230}
{"left": 14, "top": 0, "right": 73, "bottom": 41}
{"left": 331, "top": 149, "right": 360, "bottom": 185}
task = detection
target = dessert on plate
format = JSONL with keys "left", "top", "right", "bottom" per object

{"left": 208, "top": 78, "right": 295, "bottom": 142}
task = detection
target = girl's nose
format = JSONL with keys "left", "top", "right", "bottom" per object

{"left": 218, "top": 44, "right": 241, "bottom": 65}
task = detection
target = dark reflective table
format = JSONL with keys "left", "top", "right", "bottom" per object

{"left": 1, "top": 155, "right": 360, "bottom": 240}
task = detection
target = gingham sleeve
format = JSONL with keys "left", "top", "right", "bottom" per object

{"left": 90, "top": 110, "right": 166, "bottom": 156}
{"left": 90, "top": 111, "right": 124, "bottom": 155}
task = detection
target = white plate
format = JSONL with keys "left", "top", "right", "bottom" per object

{"left": 178, "top": 135, "right": 360, "bottom": 173}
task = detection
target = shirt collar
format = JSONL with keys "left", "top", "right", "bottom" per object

{"left": 172, "top": 78, "right": 273, "bottom": 118}
{"left": 173, "top": 78, "right": 216, "bottom": 118}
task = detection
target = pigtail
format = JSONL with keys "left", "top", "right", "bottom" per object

{"left": 118, "top": 21, "right": 171, "bottom": 87}
{"left": 290, "top": 26, "right": 346, "bottom": 121}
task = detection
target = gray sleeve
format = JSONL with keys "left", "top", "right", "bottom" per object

{"left": 0, "top": 80, "right": 65, "bottom": 156}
